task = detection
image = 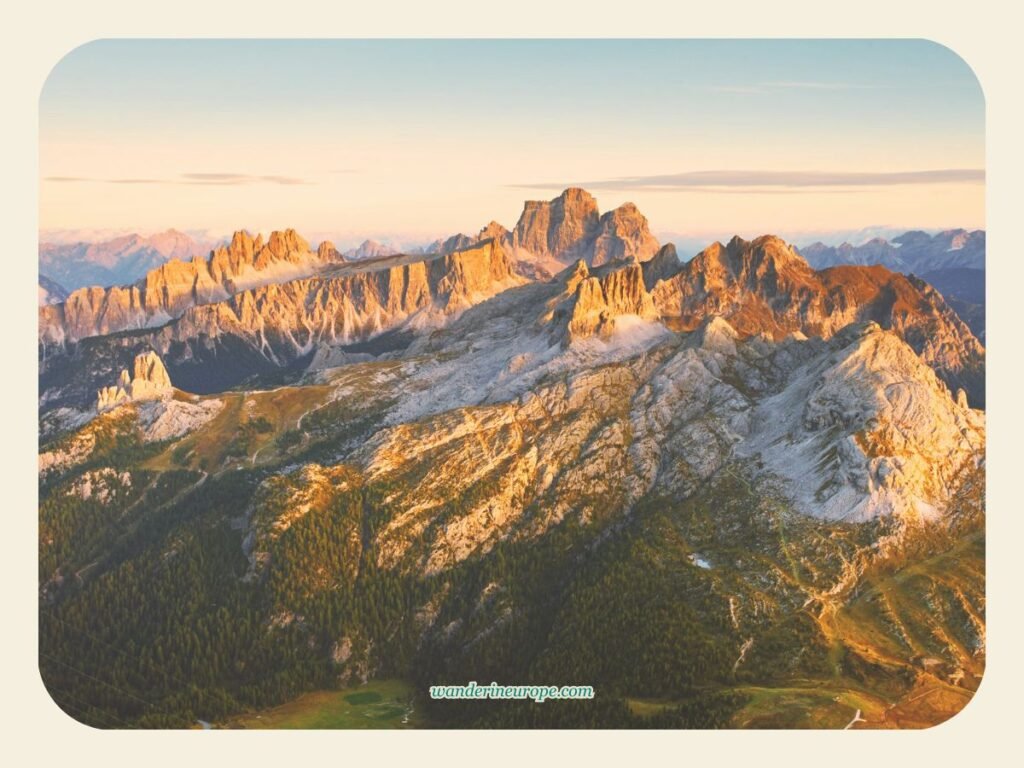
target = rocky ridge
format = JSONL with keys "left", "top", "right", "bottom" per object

{"left": 318, "top": 304, "right": 984, "bottom": 575}
{"left": 645, "top": 235, "right": 985, "bottom": 405}
{"left": 40, "top": 229, "right": 341, "bottom": 345}
{"left": 39, "top": 193, "right": 985, "bottom": 415}
{"left": 38, "top": 238, "right": 525, "bottom": 409}
{"left": 158, "top": 238, "right": 522, "bottom": 362}
{"left": 799, "top": 228, "right": 985, "bottom": 273}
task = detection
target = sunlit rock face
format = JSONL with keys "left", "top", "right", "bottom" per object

{"left": 40, "top": 228, "right": 334, "bottom": 345}
{"left": 645, "top": 234, "right": 985, "bottom": 406}
{"left": 96, "top": 350, "right": 172, "bottom": 411}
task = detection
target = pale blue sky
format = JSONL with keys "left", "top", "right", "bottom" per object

{"left": 40, "top": 40, "right": 984, "bottom": 242}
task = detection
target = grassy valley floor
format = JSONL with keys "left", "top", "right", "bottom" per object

{"left": 217, "top": 671, "right": 977, "bottom": 730}
{"left": 220, "top": 680, "right": 425, "bottom": 729}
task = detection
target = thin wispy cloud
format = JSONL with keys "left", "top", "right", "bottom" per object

{"left": 511, "top": 169, "right": 985, "bottom": 193}
{"left": 180, "top": 173, "right": 309, "bottom": 186}
{"left": 701, "top": 85, "right": 765, "bottom": 94}
{"left": 649, "top": 187, "right": 859, "bottom": 196}
{"left": 763, "top": 80, "right": 875, "bottom": 90}
{"left": 700, "top": 80, "right": 877, "bottom": 94}
{"left": 45, "top": 173, "right": 313, "bottom": 186}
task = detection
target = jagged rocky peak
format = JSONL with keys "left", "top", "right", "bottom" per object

{"left": 478, "top": 221, "right": 510, "bottom": 242}
{"left": 213, "top": 229, "right": 258, "bottom": 267}
{"left": 213, "top": 227, "right": 312, "bottom": 275}
{"left": 204, "top": 227, "right": 320, "bottom": 276}
{"left": 140, "top": 352, "right": 170, "bottom": 388}
{"left": 749, "top": 321, "right": 985, "bottom": 522}
{"left": 697, "top": 234, "right": 810, "bottom": 280}
{"left": 514, "top": 187, "right": 600, "bottom": 260}
{"left": 647, "top": 319, "right": 986, "bottom": 526}
{"left": 317, "top": 240, "right": 343, "bottom": 262}
{"left": 563, "top": 259, "right": 592, "bottom": 292}
{"left": 546, "top": 259, "right": 658, "bottom": 343}
{"left": 659, "top": 234, "right": 819, "bottom": 333}
{"left": 96, "top": 351, "right": 172, "bottom": 412}
{"left": 641, "top": 243, "right": 682, "bottom": 289}
{"left": 344, "top": 239, "right": 397, "bottom": 260}
{"left": 590, "top": 201, "right": 660, "bottom": 267}
{"left": 510, "top": 187, "right": 659, "bottom": 267}
{"left": 432, "top": 233, "right": 475, "bottom": 256}
{"left": 265, "top": 228, "right": 310, "bottom": 259}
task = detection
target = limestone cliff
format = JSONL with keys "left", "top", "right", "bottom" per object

{"left": 512, "top": 187, "right": 600, "bottom": 262}
{"left": 588, "top": 202, "right": 660, "bottom": 266}
{"left": 542, "top": 260, "right": 659, "bottom": 342}
{"left": 40, "top": 228, "right": 334, "bottom": 345}
{"left": 507, "top": 187, "right": 660, "bottom": 268}
{"left": 96, "top": 351, "right": 172, "bottom": 411}
{"left": 159, "top": 238, "right": 521, "bottom": 357}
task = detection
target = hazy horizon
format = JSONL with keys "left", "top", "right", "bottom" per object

{"left": 37, "top": 216, "right": 979, "bottom": 257}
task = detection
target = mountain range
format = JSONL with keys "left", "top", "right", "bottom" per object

{"left": 38, "top": 189, "right": 985, "bottom": 730}
{"left": 38, "top": 197, "right": 985, "bottom": 410}
{"left": 39, "top": 229, "right": 214, "bottom": 292}
{"left": 798, "top": 230, "right": 986, "bottom": 340}
{"left": 798, "top": 229, "right": 984, "bottom": 273}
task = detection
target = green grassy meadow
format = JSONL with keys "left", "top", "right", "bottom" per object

{"left": 224, "top": 680, "right": 424, "bottom": 729}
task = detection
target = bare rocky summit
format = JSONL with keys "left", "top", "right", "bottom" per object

{"left": 421, "top": 188, "right": 661, "bottom": 278}
{"left": 96, "top": 350, "right": 172, "bottom": 411}
{"left": 342, "top": 239, "right": 394, "bottom": 260}
{"left": 646, "top": 235, "right": 985, "bottom": 405}
{"left": 509, "top": 187, "right": 660, "bottom": 269}
{"left": 512, "top": 187, "right": 601, "bottom": 263}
